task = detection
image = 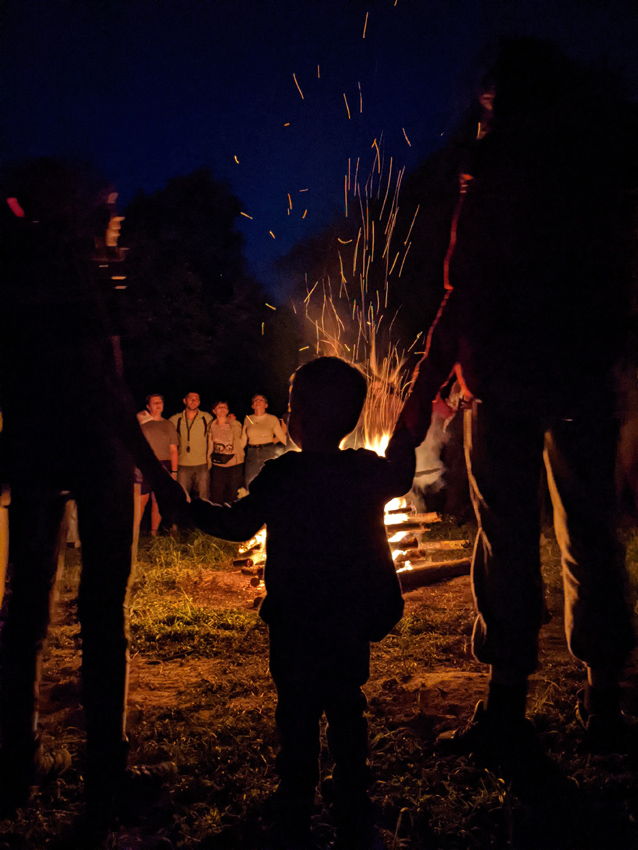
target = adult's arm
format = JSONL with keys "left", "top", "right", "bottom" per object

{"left": 271, "top": 416, "right": 287, "bottom": 445}
{"left": 169, "top": 443, "right": 179, "bottom": 477}
{"left": 396, "top": 290, "right": 460, "bottom": 447}
{"left": 169, "top": 413, "right": 183, "bottom": 454}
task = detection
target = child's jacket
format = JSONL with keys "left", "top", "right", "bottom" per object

{"left": 190, "top": 429, "right": 415, "bottom": 664}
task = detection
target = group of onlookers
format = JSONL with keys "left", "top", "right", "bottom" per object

{"left": 136, "top": 391, "right": 289, "bottom": 533}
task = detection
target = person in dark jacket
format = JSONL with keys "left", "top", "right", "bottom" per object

{"left": 190, "top": 356, "right": 415, "bottom": 850}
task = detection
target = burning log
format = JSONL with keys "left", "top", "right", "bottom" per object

{"left": 386, "top": 504, "right": 416, "bottom": 516}
{"left": 397, "top": 557, "right": 471, "bottom": 590}
{"left": 388, "top": 535, "right": 419, "bottom": 550}
{"left": 409, "top": 513, "right": 441, "bottom": 524}
{"left": 418, "top": 539, "right": 470, "bottom": 550}
{"left": 384, "top": 511, "right": 440, "bottom": 528}
{"left": 390, "top": 519, "right": 439, "bottom": 532}
{"left": 237, "top": 544, "right": 261, "bottom": 558}
{"left": 233, "top": 557, "right": 254, "bottom": 568}
{"left": 393, "top": 540, "right": 470, "bottom": 563}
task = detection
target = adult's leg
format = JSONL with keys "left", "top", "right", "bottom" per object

{"left": 149, "top": 493, "right": 161, "bottom": 535}
{"left": 465, "top": 401, "right": 546, "bottom": 681}
{"left": 228, "top": 463, "right": 244, "bottom": 502}
{"left": 194, "top": 464, "right": 210, "bottom": 501}
{"left": 177, "top": 465, "right": 196, "bottom": 499}
{"left": 245, "top": 447, "right": 276, "bottom": 489}
{"left": 209, "top": 466, "right": 225, "bottom": 504}
{"left": 0, "top": 494, "right": 66, "bottom": 801}
{"left": 544, "top": 405, "right": 634, "bottom": 675}
{"left": 74, "top": 450, "right": 135, "bottom": 806}
{"left": 138, "top": 492, "right": 150, "bottom": 531}
{"left": 211, "top": 465, "right": 243, "bottom": 504}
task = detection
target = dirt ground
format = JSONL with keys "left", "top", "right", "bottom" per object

{"left": 22, "top": 549, "right": 638, "bottom": 850}
{"left": 40, "top": 566, "right": 579, "bottom": 754}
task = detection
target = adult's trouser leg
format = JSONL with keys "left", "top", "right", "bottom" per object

{"left": 178, "top": 465, "right": 209, "bottom": 500}
{"left": 544, "top": 410, "right": 634, "bottom": 671}
{"left": 210, "top": 465, "right": 245, "bottom": 504}
{"left": 465, "top": 402, "right": 546, "bottom": 678}
{"left": 229, "top": 464, "right": 244, "bottom": 501}
{"left": 75, "top": 459, "right": 134, "bottom": 797}
{"left": 209, "top": 467, "right": 226, "bottom": 505}
{"left": 0, "top": 495, "right": 66, "bottom": 780}
{"left": 194, "top": 464, "right": 210, "bottom": 500}
{"left": 245, "top": 446, "right": 276, "bottom": 489}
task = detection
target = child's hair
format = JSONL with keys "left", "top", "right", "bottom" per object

{"left": 290, "top": 357, "right": 367, "bottom": 440}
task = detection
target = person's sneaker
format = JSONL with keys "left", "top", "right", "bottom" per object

{"left": 575, "top": 689, "right": 636, "bottom": 755}
{"left": 436, "top": 700, "right": 542, "bottom": 775}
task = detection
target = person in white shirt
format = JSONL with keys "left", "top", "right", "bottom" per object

{"left": 241, "top": 394, "right": 286, "bottom": 488}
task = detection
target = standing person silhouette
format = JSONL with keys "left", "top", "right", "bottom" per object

{"left": 189, "top": 357, "right": 415, "bottom": 850}
{"left": 398, "top": 39, "right": 638, "bottom": 765}
{"left": 0, "top": 158, "right": 187, "bottom": 833}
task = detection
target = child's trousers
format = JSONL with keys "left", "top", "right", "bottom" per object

{"left": 273, "top": 676, "right": 372, "bottom": 834}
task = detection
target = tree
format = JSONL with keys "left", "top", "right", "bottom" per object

{"left": 119, "top": 168, "right": 299, "bottom": 414}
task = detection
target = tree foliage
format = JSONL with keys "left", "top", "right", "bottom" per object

{"left": 120, "top": 168, "right": 298, "bottom": 413}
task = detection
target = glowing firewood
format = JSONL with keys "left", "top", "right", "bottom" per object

{"left": 397, "top": 558, "right": 471, "bottom": 590}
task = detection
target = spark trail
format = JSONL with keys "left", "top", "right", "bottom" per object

{"left": 297, "top": 143, "right": 420, "bottom": 454}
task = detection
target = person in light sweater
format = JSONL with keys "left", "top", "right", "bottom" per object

{"left": 241, "top": 393, "right": 286, "bottom": 488}
{"left": 208, "top": 400, "right": 244, "bottom": 503}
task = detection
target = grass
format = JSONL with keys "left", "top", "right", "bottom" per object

{"left": 129, "top": 530, "right": 266, "bottom": 660}
{"left": 0, "top": 523, "right": 637, "bottom": 848}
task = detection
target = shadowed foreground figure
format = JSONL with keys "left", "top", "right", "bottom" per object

{"left": 0, "top": 159, "right": 187, "bottom": 833}
{"left": 190, "top": 357, "right": 415, "bottom": 850}
{"left": 398, "top": 39, "right": 638, "bottom": 766}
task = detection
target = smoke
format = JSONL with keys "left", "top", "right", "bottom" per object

{"left": 411, "top": 412, "right": 449, "bottom": 509}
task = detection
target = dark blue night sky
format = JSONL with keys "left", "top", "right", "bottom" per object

{"left": 4, "top": 0, "right": 638, "bottom": 294}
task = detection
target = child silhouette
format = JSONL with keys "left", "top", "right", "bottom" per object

{"left": 190, "top": 356, "right": 415, "bottom": 849}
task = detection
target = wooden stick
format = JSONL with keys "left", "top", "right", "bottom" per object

{"left": 397, "top": 558, "right": 471, "bottom": 590}
{"left": 393, "top": 540, "right": 470, "bottom": 562}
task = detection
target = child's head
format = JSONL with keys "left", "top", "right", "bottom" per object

{"left": 289, "top": 357, "right": 367, "bottom": 448}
